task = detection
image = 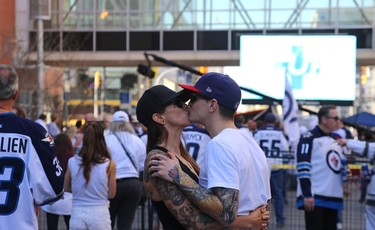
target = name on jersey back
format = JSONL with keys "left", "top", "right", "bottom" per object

{"left": 0, "top": 136, "right": 28, "bottom": 154}
{"left": 185, "top": 133, "right": 203, "bottom": 141}
{"left": 257, "top": 132, "right": 282, "bottom": 139}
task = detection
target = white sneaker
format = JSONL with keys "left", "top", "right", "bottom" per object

{"left": 337, "top": 222, "right": 343, "bottom": 230}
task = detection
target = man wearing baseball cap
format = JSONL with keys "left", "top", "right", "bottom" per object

{"left": 149, "top": 72, "right": 271, "bottom": 226}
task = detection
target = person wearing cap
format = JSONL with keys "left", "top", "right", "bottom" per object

{"left": 142, "top": 78, "right": 270, "bottom": 228}
{"left": 137, "top": 85, "right": 269, "bottom": 229}
{"left": 104, "top": 110, "right": 146, "bottom": 230}
{"left": 253, "top": 112, "right": 290, "bottom": 229}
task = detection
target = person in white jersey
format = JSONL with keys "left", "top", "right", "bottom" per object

{"left": 64, "top": 122, "right": 116, "bottom": 229}
{"left": 0, "top": 64, "right": 64, "bottom": 230}
{"left": 337, "top": 137, "right": 375, "bottom": 230}
{"left": 183, "top": 123, "right": 211, "bottom": 167}
{"left": 296, "top": 105, "right": 346, "bottom": 230}
{"left": 148, "top": 72, "right": 271, "bottom": 227}
{"left": 105, "top": 110, "right": 146, "bottom": 230}
{"left": 253, "top": 113, "right": 290, "bottom": 228}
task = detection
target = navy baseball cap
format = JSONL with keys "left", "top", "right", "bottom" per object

{"left": 264, "top": 113, "right": 277, "bottom": 123}
{"left": 179, "top": 72, "right": 241, "bottom": 112}
{"left": 136, "top": 85, "right": 187, "bottom": 127}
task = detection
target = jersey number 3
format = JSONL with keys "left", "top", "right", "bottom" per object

{"left": 0, "top": 157, "right": 25, "bottom": 215}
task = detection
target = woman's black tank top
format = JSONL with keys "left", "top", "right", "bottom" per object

{"left": 151, "top": 146, "right": 199, "bottom": 230}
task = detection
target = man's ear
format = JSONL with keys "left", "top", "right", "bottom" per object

{"left": 208, "top": 99, "right": 218, "bottom": 112}
{"left": 152, "top": 113, "right": 166, "bottom": 125}
{"left": 12, "top": 90, "right": 19, "bottom": 101}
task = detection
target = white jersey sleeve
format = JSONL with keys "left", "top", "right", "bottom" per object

{"left": 347, "top": 139, "right": 375, "bottom": 160}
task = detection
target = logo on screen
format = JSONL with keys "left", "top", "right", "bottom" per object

{"left": 283, "top": 46, "right": 320, "bottom": 90}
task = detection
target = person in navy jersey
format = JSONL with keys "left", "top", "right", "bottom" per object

{"left": 0, "top": 64, "right": 64, "bottom": 230}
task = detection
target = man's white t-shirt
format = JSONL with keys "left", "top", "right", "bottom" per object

{"left": 199, "top": 128, "right": 271, "bottom": 215}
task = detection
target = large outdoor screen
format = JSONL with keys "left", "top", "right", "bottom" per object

{"left": 226, "top": 35, "right": 357, "bottom": 105}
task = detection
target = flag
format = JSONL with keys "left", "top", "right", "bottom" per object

{"left": 282, "top": 74, "right": 300, "bottom": 149}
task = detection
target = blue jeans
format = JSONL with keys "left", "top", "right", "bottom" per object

{"left": 271, "top": 170, "right": 286, "bottom": 225}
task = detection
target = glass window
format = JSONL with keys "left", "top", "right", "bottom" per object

{"left": 268, "top": 0, "right": 299, "bottom": 9}
{"left": 338, "top": 7, "right": 373, "bottom": 26}
{"left": 163, "top": 31, "right": 194, "bottom": 50}
{"left": 96, "top": 32, "right": 126, "bottom": 51}
{"left": 195, "top": 10, "right": 231, "bottom": 29}
{"left": 63, "top": 12, "right": 94, "bottom": 29}
{"left": 197, "top": 31, "right": 227, "bottom": 50}
{"left": 339, "top": 29, "right": 372, "bottom": 48}
{"left": 29, "top": 31, "right": 61, "bottom": 51}
{"left": 129, "top": 31, "right": 160, "bottom": 51}
{"left": 268, "top": 9, "right": 296, "bottom": 29}
{"left": 62, "top": 32, "right": 93, "bottom": 51}
{"left": 62, "top": 0, "right": 94, "bottom": 11}
{"left": 196, "top": 0, "right": 230, "bottom": 10}
{"left": 162, "top": 10, "right": 196, "bottom": 30}
{"left": 305, "top": 0, "right": 334, "bottom": 8}
{"left": 231, "top": 10, "right": 263, "bottom": 29}
{"left": 231, "top": 30, "right": 263, "bottom": 50}
{"left": 96, "top": 11, "right": 127, "bottom": 29}
{"left": 128, "top": 10, "right": 156, "bottom": 29}
{"left": 44, "top": 32, "right": 61, "bottom": 51}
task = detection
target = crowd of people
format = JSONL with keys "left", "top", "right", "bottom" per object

{"left": 0, "top": 63, "right": 373, "bottom": 230}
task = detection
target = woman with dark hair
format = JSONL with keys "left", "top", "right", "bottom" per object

{"left": 136, "top": 85, "right": 268, "bottom": 230}
{"left": 42, "top": 133, "right": 74, "bottom": 230}
{"left": 64, "top": 123, "right": 116, "bottom": 230}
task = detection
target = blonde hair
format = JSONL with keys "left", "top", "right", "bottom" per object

{"left": 109, "top": 121, "right": 135, "bottom": 134}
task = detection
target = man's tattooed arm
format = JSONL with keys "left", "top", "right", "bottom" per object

{"left": 145, "top": 150, "right": 226, "bottom": 229}
{"left": 167, "top": 164, "right": 239, "bottom": 226}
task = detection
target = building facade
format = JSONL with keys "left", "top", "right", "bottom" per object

{"left": 2, "top": 0, "right": 375, "bottom": 118}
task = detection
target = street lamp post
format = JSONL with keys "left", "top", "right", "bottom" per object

{"left": 32, "top": 0, "right": 51, "bottom": 116}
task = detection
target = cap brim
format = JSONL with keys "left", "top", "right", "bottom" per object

{"left": 161, "top": 90, "right": 186, "bottom": 106}
{"left": 178, "top": 84, "right": 201, "bottom": 93}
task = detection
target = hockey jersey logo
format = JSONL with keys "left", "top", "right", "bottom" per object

{"left": 41, "top": 133, "right": 54, "bottom": 146}
{"left": 326, "top": 150, "right": 341, "bottom": 174}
